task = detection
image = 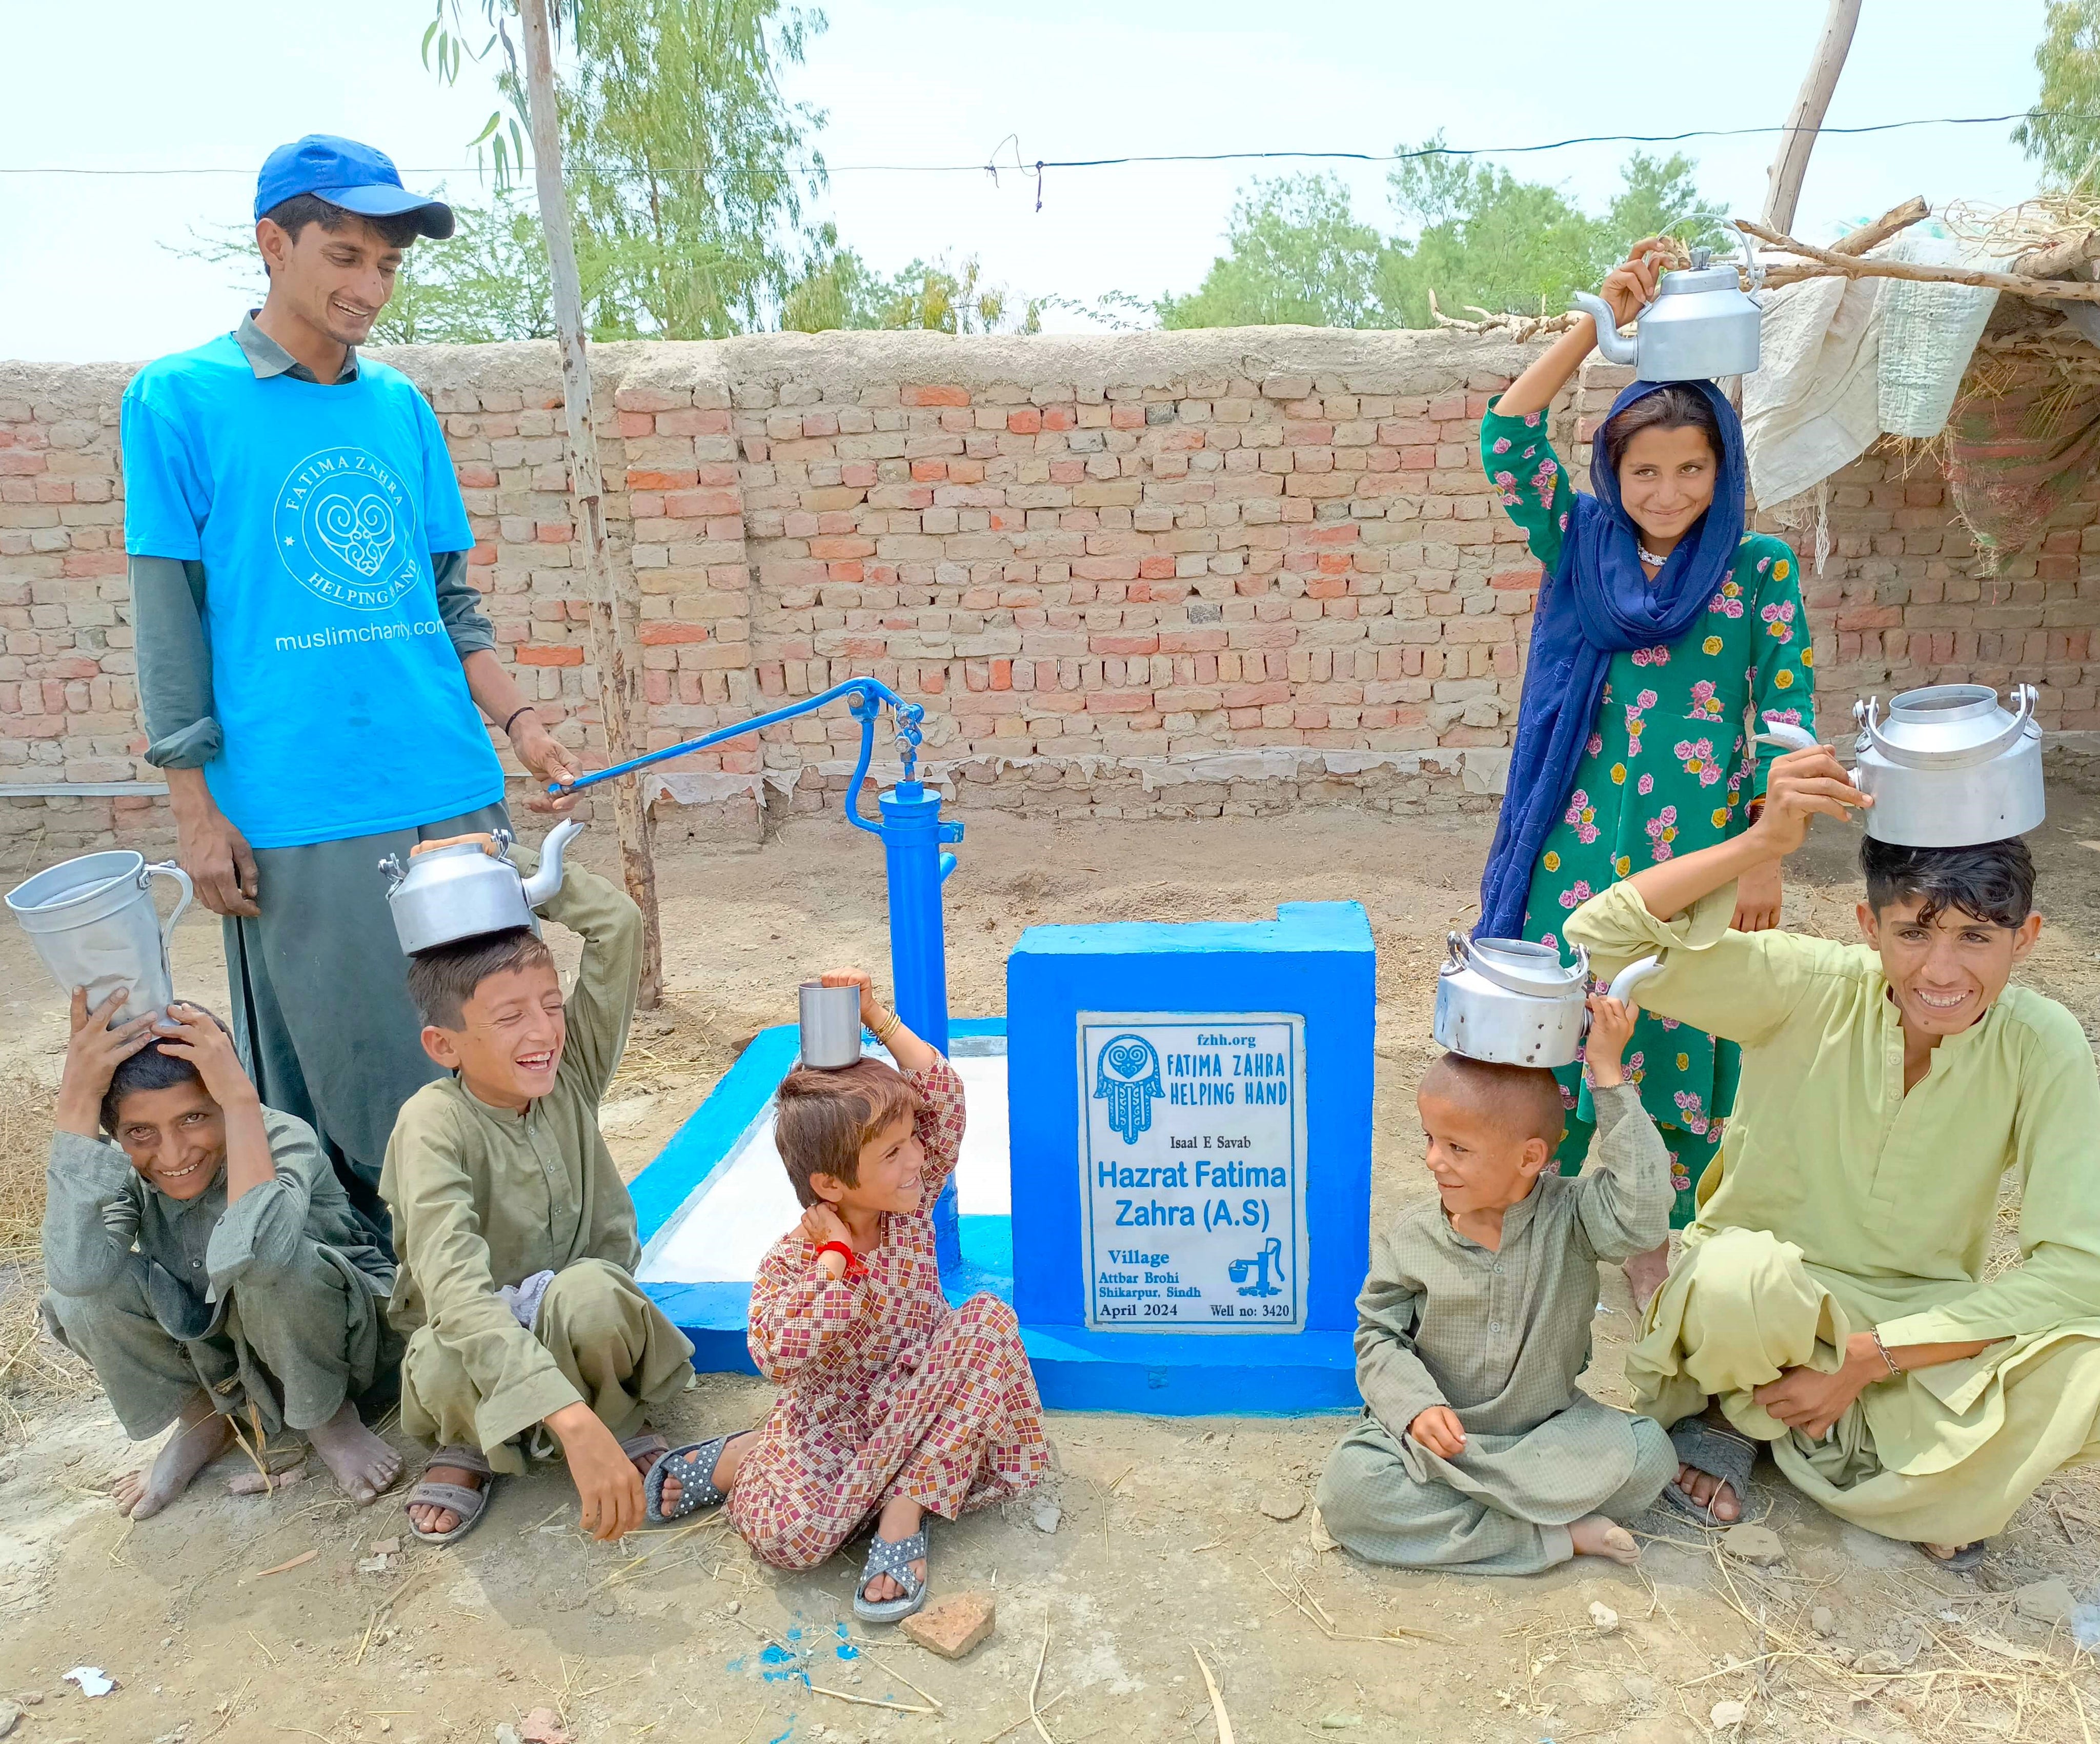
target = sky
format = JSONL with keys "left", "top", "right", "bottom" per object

{"left": 0, "top": 0, "right": 2057, "bottom": 361}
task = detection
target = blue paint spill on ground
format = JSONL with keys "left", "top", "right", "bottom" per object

{"left": 833, "top": 1621, "right": 859, "bottom": 1660}
{"left": 759, "top": 1641, "right": 809, "bottom": 1685}
{"left": 767, "top": 1727, "right": 795, "bottom": 1744}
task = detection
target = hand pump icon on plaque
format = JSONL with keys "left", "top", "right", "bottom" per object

{"left": 1229, "top": 1236, "right": 1286, "bottom": 1299}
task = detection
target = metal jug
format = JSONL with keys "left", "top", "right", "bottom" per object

{"left": 1434, "top": 935, "right": 1662, "bottom": 1068}
{"left": 798, "top": 982, "right": 866, "bottom": 1068}
{"left": 379, "top": 818, "right": 583, "bottom": 956}
{"left": 7, "top": 851, "right": 194, "bottom": 1024}
{"left": 1571, "top": 226, "right": 1764, "bottom": 382}
{"left": 1758, "top": 685, "right": 2045, "bottom": 846}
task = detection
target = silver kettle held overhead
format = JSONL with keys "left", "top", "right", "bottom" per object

{"left": 1570, "top": 225, "right": 1764, "bottom": 383}
{"left": 380, "top": 818, "right": 585, "bottom": 956}
{"left": 1433, "top": 935, "right": 1662, "bottom": 1069}
{"left": 1756, "top": 684, "right": 2044, "bottom": 847}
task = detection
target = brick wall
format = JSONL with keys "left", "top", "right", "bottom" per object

{"left": 5, "top": 328, "right": 2097, "bottom": 863}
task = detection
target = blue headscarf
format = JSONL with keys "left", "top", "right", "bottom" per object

{"left": 1476, "top": 379, "right": 1747, "bottom": 941}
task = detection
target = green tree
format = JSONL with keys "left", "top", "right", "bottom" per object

{"left": 783, "top": 230, "right": 1040, "bottom": 334}
{"left": 422, "top": 0, "right": 827, "bottom": 338}
{"left": 2016, "top": 0, "right": 2100, "bottom": 190}
{"left": 1159, "top": 176, "right": 1396, "bottom": 330}
{"left": 1150, "top": 143, "right": 1724, "bottom": 331}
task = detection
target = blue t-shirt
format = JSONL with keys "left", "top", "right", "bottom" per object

{"left": 122, "top": 335, "right": 504, "bottom": 848}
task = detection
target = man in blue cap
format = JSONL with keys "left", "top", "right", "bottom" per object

{"left": 120, "top": 135, "right": 581, "bottom": 1249}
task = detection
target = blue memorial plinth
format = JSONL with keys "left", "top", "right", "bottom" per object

{"left": 631, "top": 901, "right": 1374, "bottom": 1416}
{"left": 1006, "top": 901, "right": 1372, "bottom": 1413}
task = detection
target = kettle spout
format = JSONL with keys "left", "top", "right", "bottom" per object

{"left": 520, "top": 818, "right": 586, "bottom": 909}
{"left": 1570, "top": 291, "right": 1639, "bottom": 366}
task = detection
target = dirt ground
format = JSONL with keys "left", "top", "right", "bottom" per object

{"left": 4, "top": 793, "right": 2100, "bottom": 1744}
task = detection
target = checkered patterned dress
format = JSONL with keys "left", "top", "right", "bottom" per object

{"left": 728, "top": 1056, "right": 1048, "bottom": 1570}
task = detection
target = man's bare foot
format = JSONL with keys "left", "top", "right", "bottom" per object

{"left": 1570, "top": 1514, "right": 1641, "bottom": 1564}
{"left": 1672, "top": 1462, "right": 1742, "bottom": 1522}
{"left": 862, "top": 1494, "right": 927, "bottom": 1605}
{"left": 1622, "top": 1241, "right": 1671, "bottom": 1312}
{"left": 654, "top": 1430, "right": 753, "bottom": 1519}
{"left": 114, "top": 1393, "right": 233, "bottom": 1520}
{"left": 407, "top": 1465, "right": 483, "bottom": 1537}
{"left": 307, "top": 1402, "right": 403, "bottom": 1504}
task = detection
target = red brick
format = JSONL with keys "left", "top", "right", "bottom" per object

{"left": 1086, "top": 689, "right": 1153, "bottom": 712}
{"left": 664, "top": 488, "right": 741, "bottom": 517}
{"left": 516, "top": 645, "right": 585, "bottom": 666}
{"left": 1007, "top": 408, "right": 1043, "bottom": 435}
{"left": 638, "top": 623, "right": 710, "bottom": 645}
{"left": 902, "top": 384, "right": 970, "bottom": 407}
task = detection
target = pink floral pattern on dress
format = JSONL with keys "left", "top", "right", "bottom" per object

{"left": 1672, "top": 737, "right": 1724, "bottom": 787}
{"left": 1761, "top": 599, "right": 1796, "bottom": 642}
{"left": 1630, "top": 645, "right": 1669, "bottom": 667}
{"left": 1646, "top": 805, "right": 1680, "bottom": 859}
{"left": 1563, "top": 790, "right": 1600, "bottom": 844}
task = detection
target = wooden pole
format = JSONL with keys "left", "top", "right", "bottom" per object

{"left": 1762, "top": 0, "right": 1863, "bottom": 234}
{"left": 515, "top": 0, "right": 663, "bottom": 1007}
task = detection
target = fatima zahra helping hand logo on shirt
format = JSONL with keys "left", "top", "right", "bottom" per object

{"left": 274, "top": 447, "right": 420, "bottom": 611}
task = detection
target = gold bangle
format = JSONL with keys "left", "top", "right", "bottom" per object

{"left": 872, "top": 1009, "right": 902, "bottom": 1043}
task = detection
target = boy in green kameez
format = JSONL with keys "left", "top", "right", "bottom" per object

{"left": 380, "top": 837, "right": 694, "bottom": 1547}
{"left": 1569, "top": 742, "right": 2100, "bottom": 1567}
{"left": 1318, "top": 992, "right": 1677, "bottom": 1574}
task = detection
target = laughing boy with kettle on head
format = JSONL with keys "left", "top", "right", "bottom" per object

{"left": 378, "top": 832, "right": 693, "bottom": 1547}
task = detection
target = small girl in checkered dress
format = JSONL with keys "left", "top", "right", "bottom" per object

{"left": 645, "top": 970, "right": 1047, "bottom": 1621}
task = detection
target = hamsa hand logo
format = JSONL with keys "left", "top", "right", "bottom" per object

{"left": 1094, "top": 1033, "right": 1163, "bottom": 1144}
{"left": 315, "top": 493, "right": 397, "bottom": 578}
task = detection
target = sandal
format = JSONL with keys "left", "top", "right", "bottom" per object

{"left": 854, "top": 1524, "right": 930, "bottom": 1624}
{"left": 1920, "top": 1539, "right": 1989, "bottom": 1572}
{"left": 404, "top": 1445, "right": 494, "bottom": 1547}
{"left": 645, "top": 1433, "right": 732, "bottom": 1524}
{"left": 620, "top": 1429, "right": 669, "bottom": 1470}
{"left": 1663, "top": 1412, "right": 1759, "bottom": 1527}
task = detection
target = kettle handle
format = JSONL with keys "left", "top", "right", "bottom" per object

{"left": 1754, "top": 714, "right": 1821, "bottom": 755}
{"left": 1728, "top": 220, "right": 1765, "bottom": 294}
{"left": 143, "top": 860, "right": 193, "bottom": 952}
{"left": 1443, "top": 930, "right": 1470, "bottom": 974}
{"left": 1853, "top": 685, "right": 2037, "bottom": 769}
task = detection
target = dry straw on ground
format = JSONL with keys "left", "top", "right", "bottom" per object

{"left": 0, "top": 1072, "right": 89, "bottom": 1426}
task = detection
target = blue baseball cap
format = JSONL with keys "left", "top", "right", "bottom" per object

{"left": 254, "top": 134, "right": 455, "bottom": 239}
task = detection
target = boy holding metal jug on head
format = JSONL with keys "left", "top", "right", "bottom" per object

{"left": 1476, "top": 238, "right": 1815, "bottom": 1312}
{"left": 647, "top": 970, "right": 1047, "bottom": 1626}
{"left": 1316, "top": 985, "right": 1679, "bottom": 1574}
{"left": 1567, "top": 725, "right": 2100, "bottom": 1571}
{"left": 378, "top": 834, "right": 692, "bottom": 1548}
{"left": 41, "top": 992, "right": 401, "bottom": 1520}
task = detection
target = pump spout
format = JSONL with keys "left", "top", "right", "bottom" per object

{"left": 520, "top": 818, "right": 585, "bottom": 909}
{"left": 1570, "top": 292, "right": 1640, "bottom": 366}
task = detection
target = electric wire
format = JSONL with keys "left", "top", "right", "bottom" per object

{"left": 1, "top": 108, "right": 2090, "bottom": 179}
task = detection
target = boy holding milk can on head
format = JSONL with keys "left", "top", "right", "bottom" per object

{"left": 648, "top": 969, "right": 1047, "bottom": 1625}
{"left": 1317, "top": 990, "right": 1678, "bottom": 1573}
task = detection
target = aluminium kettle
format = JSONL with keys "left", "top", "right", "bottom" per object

{"left": 1570, "top": 225, "right": 1764, "bottom": 382}
{"left": 1434, "top": 934, "right": 1662, "bottom": 1068}
{"left": 379, "top": 818, "right": 584, "bottom": 956}
{"left": 1756, "top": 684, "right": 2045, "bottom": 847}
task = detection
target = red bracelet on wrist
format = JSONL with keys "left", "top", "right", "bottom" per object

{"left": 816, "top": 1240, "right": 855, "bottom": 1270}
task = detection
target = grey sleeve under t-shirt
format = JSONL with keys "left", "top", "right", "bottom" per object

{"left": 128, "top": 549, "right": 495, "bottom": 770}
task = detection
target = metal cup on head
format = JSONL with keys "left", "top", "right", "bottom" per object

{"left": 798, "top": 981, "right": 866, "bottom": 1068}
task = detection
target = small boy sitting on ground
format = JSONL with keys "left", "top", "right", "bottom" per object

{"left": 381, "top": 836, "right": 694, "bottom": 1546}
{"left": 647, "top": 969, "right": 1047, "bottom": 1623}
{"left": 43, "top": 992, "right": 400, "bottom": 1519}
{"left": 1316, "top": 992, "right": 1676, "bottom": 1574}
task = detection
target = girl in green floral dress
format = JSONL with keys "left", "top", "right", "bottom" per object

{"left": 1474, "top": 242, "right": 1815, "bottom": 1306}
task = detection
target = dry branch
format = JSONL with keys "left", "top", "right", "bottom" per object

{"left": 1736, "top": 217, "right": 2100, "bottom": 303}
